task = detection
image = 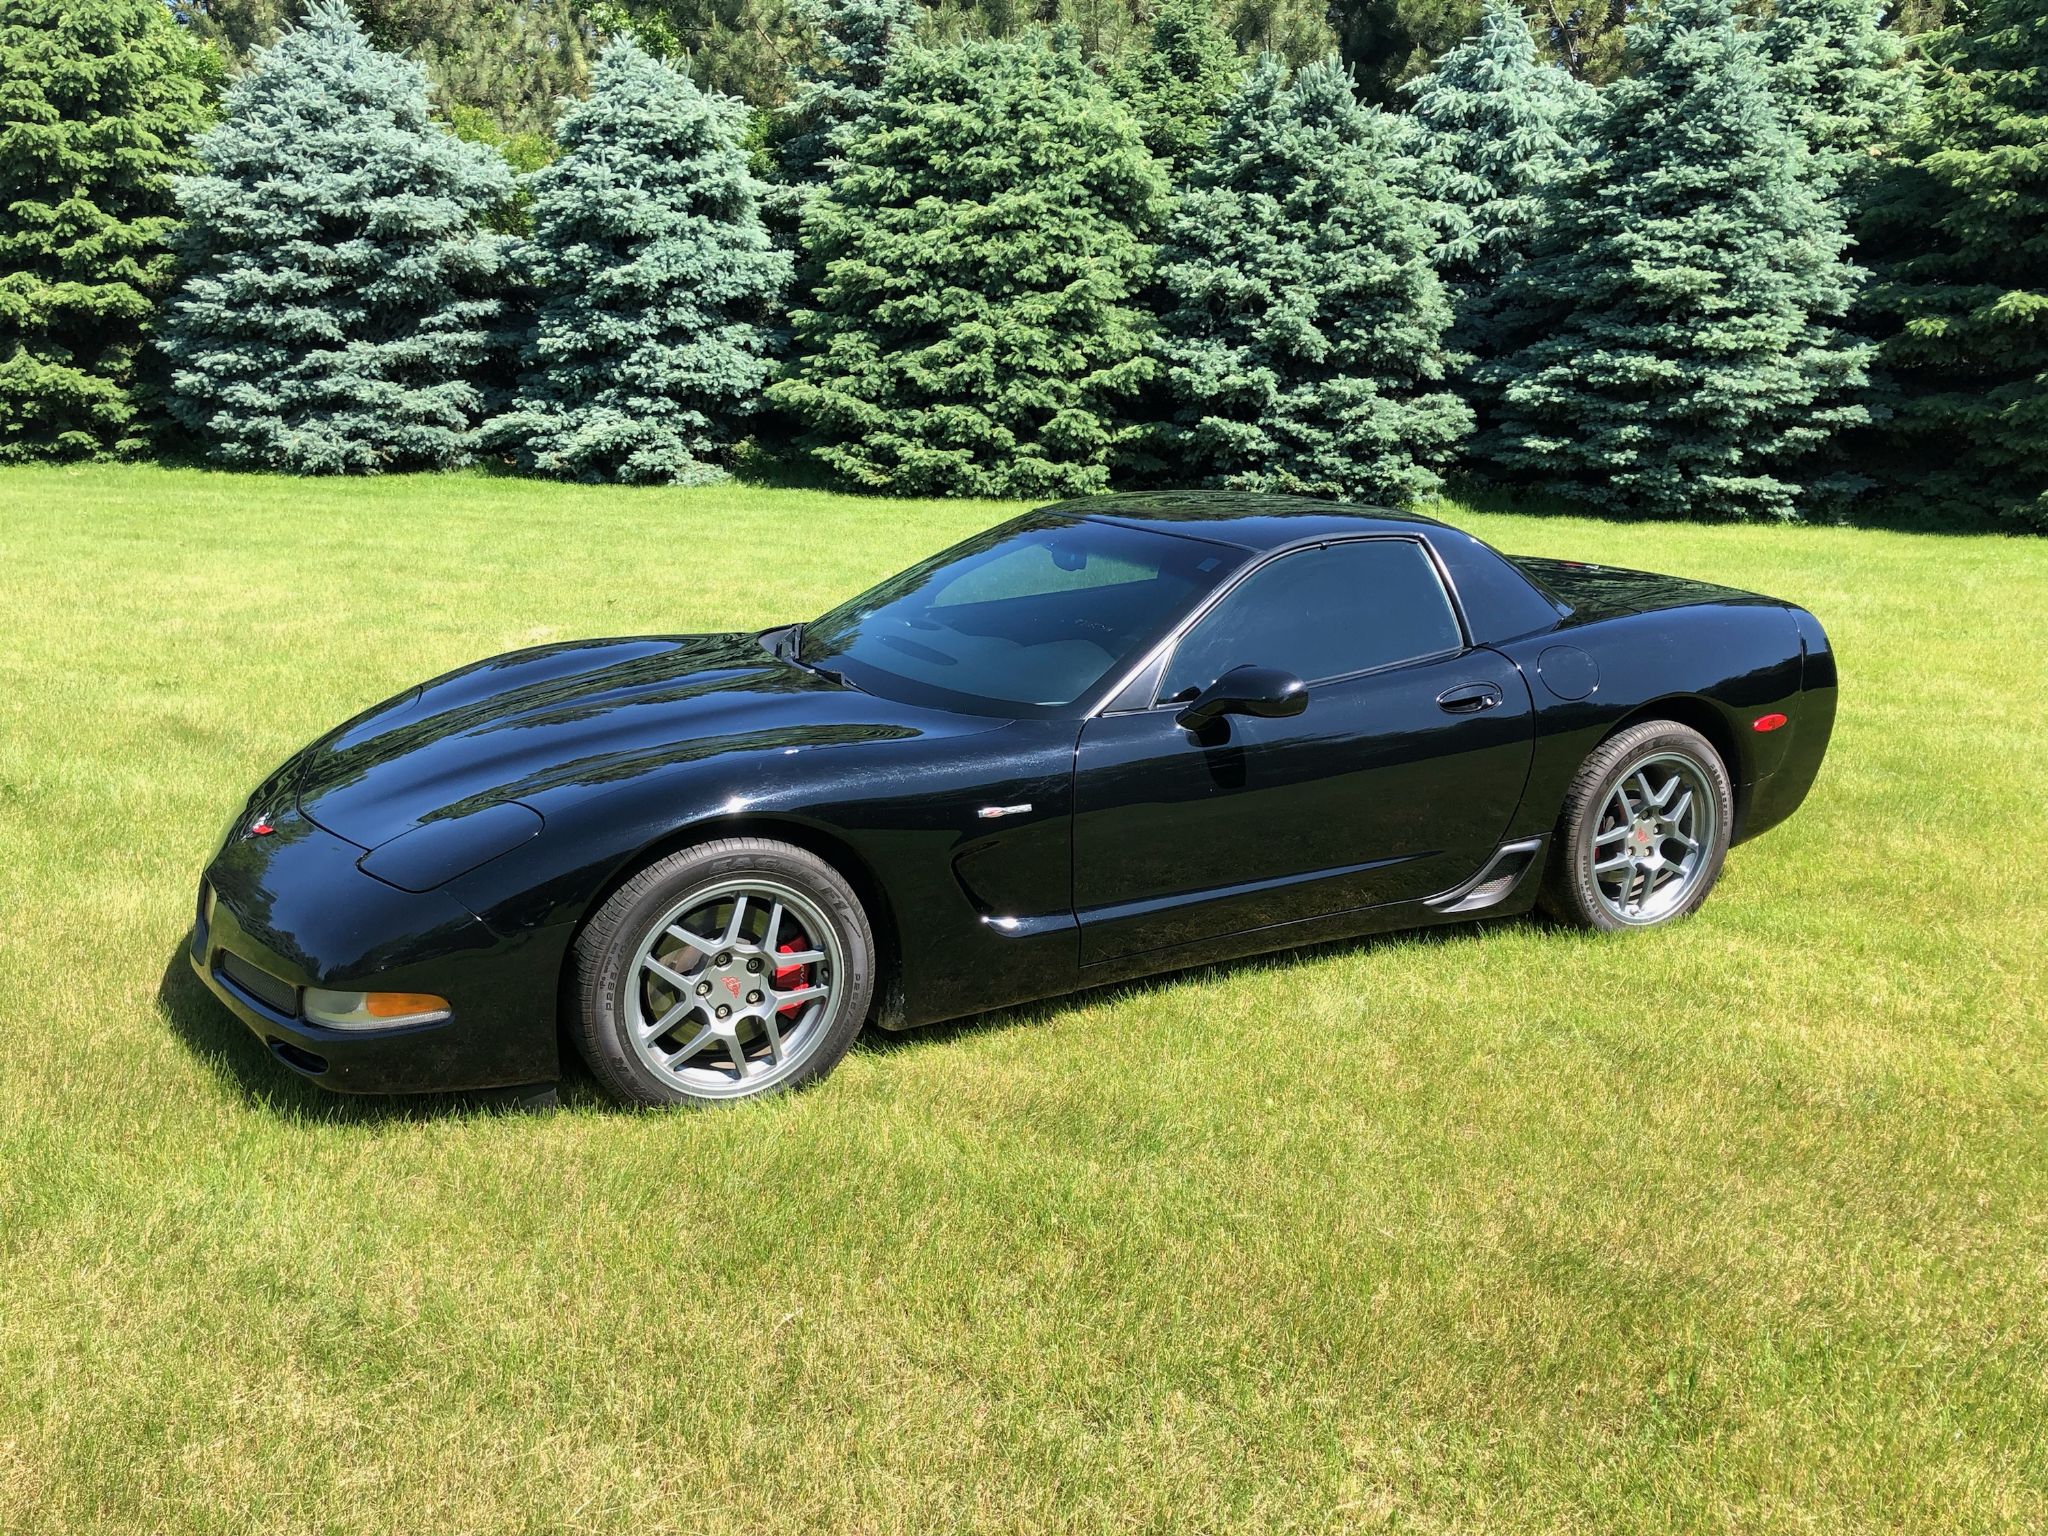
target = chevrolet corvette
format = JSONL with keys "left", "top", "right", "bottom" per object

{"left": 190, "top": 493, "right": 1836, "bottom": 1105}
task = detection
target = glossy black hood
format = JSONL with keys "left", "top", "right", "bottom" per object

{"left": 291, "top": 632, "right": 989, "bottom": 849}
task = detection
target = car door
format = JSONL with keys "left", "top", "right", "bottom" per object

{"left": 1071, "top": 536, "right": 1536, "bottom": 966}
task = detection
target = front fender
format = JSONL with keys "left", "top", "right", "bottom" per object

{"left": 443, "top": 719, "right": 1086, "bottom": 1030}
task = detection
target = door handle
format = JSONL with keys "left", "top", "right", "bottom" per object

{"left": 1436, "top": 683, "right": 1503, "bottom": 714}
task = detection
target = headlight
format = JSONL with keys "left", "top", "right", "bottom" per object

{"left": 302, "top": 989, "right": 451, "bottom": 1030}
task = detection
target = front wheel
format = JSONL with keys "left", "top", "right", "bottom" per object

{"left": 1542, "top": 721, "right": 1734, "bottom": 931}
{"left": 570, "top": 838, "right": 875, "bottom": 1106}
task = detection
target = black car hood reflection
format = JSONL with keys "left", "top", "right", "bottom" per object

{"left": 291, "top": 632, "right": 988, "bottom": 848}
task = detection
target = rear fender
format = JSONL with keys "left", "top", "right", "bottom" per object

{"left": 1502, "top": 603, "right": 1806, "bottom": 846}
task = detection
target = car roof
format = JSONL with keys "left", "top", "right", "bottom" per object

{"left": 1041, "top": 491, "right": 1447, "bottom": 554}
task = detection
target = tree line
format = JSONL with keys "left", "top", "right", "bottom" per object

{"left": 0, "top": 0, "right": 2039, "bottom": 527}
{"left": 155, "top": 0, "right": 1802, "bottom": 140}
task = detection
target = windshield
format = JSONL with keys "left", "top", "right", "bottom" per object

{"left": 798, "top": 514, "right": 1237, "bottom": 716}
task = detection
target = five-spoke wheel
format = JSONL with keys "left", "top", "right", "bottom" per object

{"left": 572, "top": 839, "right": 875, "bottom": 1105}
{"left": 627, "top": 878, "right": 842, "bottom": 1097}
{"left": 1544, "top": 721, "right": 1734, "bottom": 932}
{"left": 1588, "top": 753, "right": 1718, "bottom": 924}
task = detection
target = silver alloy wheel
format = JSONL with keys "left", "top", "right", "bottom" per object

{"left": 624, "top": 876, "right": 844, "bottom": 1099}
{"left": 1587, "top": 751, "right": 1720, "bottom": 926}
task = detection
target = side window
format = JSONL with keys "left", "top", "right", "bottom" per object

{"left": 1158, "top": 540, "right": 1462, "bottom": 701}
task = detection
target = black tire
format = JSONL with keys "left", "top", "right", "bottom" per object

{"left": 1540, "top": 720, "right": 1734, "bottom": 932}
{"left": 570, "top": 837, "right": 876, "bottom": 1106}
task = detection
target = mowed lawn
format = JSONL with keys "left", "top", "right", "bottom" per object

{"left": 2, "top": 464, "right": 2045, "bottom": 1534}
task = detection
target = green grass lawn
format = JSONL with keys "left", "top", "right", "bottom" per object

{"left": 2, "top": 464, "right": 2045, "bottom": 1533}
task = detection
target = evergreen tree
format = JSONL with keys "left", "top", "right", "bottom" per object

{"left": 1761, "top": 0, "right": 1916, "bottom": 195}
{"left": 1049, "top": 0, "right": 1148, "bottom": 60}
{"left": 1114, "top": 0, "right": 1245, "bottom": 171}
{"left": 1530, "top": 0, "right": 1629, "bottom": 82}
{"left": 1895, "top": 0, "right": 1952, "bottom": 32}
{"left": 1152, "top": 54, "right": 1470, "bottom": 502}
{"left": 403, "top": 0, "right": 597, "bottom": 135}
{"left": 1226, "top": 0, "right": 1338, "bottom": 64}
{"left": 1857, "top": 0, "right": 2047, "bottom": 529}
{"left": 159, "top": 0, "right": 514, "bottom": 473}
{"left": 166, "top": 0, "right": 293, "bottom": 61}
{"left": 916, "top": 0, "right": 1253, "bottom": 70}
{"left": 487, "top": 39, "right": 789, "bottom": 483}
{"left": 594, "top": 0, "right": 803, "bottom": 106}
{"left": 172, "top": 0, "right": 598, "bottom": 137}
{"left": 773, "top": 0, "right": 920, "bottom": 187}
{"left": 768, "top": 31, "right": 1166, "bottom": 497}
{"left": 0, "top": 0, "right": 214, "bottom": 462}
{"left": 446, "top": 105, "right": 559, "bottom": 179}
{"left": 1331, "top": 0, "right": 1484, "bottom": 102}
{"left": 1476, "top": 0, "right": 1872, "bottom": 520}
{"left": 1404, "top": 0, "right": 1589, "bottom": 364}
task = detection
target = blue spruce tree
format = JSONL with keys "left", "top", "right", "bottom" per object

{"left": 1476, "top": 0, "right": 1872, "bottom": 520}
{"left": 1761, "top": 0, "right": 1917, "bottom": 198}
{"left": 159, "top": 0, "right": 513, "bottom": 473}
{"left": 1151, "top": 54, "right": 1469, "bottom": 503}
{"left": 487, "top": 40, "right": 789, "bottom": 484}
{"left": 774, "top": 0, "right": 920, "bottom": 189}
{"left": 1404, "top": 0, "right": 1590, "bottom": 366}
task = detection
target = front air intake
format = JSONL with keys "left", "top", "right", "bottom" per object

{"left": 216, "top": 950, "right": 301, "bottom": 1017}
{"left": 267, "top": 1039, "right": 329, "bottom": 1075}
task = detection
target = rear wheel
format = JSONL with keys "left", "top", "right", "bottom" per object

{"left": 571, "top": 838, "right": 875, "bottom": 1105}
{"left": 1542, "top": 721, "right": 1733, "bottom": 931}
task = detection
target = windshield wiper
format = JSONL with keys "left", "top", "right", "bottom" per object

{"left": 789, "top": 652, "right": 864, "bottom": 692}
{"left": 764, "top": 621, "right": 803, "bottom": 661}
{"left": 762, "top": 622, "right": 864, "bottom": 692}
{"left": 809, "top": 661, "right": 862, "bottom": 691}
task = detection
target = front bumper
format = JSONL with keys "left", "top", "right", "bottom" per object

{"left": 190, "top": 808, "right": 568, "bottom": 1094}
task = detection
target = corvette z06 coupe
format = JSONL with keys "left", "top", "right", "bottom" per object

{"left": 191, "top": 493, "right": 1835, "bottom": 1106}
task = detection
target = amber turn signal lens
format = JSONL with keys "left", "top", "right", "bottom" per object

{"left": 365, "top": 991, "right": 449, "bottom": 1018}
{"left": 301, "top": 988, "right": 451, "bottom": 1030}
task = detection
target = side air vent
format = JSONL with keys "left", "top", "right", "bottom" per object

{"left": 1430, "top": 837, "right": 1545, "bottom": 914}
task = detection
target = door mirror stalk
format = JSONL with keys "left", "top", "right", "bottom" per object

{"left": 1175, "top": 665, "right": 1309, "bottom": 731}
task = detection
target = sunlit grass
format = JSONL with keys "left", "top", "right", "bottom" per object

{"left": 1, "top": 464, "right": 2044, "bottom": 1533}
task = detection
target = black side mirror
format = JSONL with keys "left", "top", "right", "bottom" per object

{"left": 1176, "top": 664, "right": 1309, "bottom": 731}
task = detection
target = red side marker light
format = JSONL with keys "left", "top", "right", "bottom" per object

{"left": 1752, "top": 713, "right": 1787, "bottom": 733}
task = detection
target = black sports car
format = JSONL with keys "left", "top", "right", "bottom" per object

{"left": 190, "top": 493, "right": 1836, "bottom": 1105}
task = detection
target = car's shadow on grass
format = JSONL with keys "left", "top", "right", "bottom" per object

{"left": 160, "top": 914, "right": 1548, "bottom": 1120}
{"left": 854, "top": 913, "right": 1543, "bottom": 1060}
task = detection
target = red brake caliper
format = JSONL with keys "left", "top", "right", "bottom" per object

{"left": 772, "top": 930, "right": 811, "bottom": 1018}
